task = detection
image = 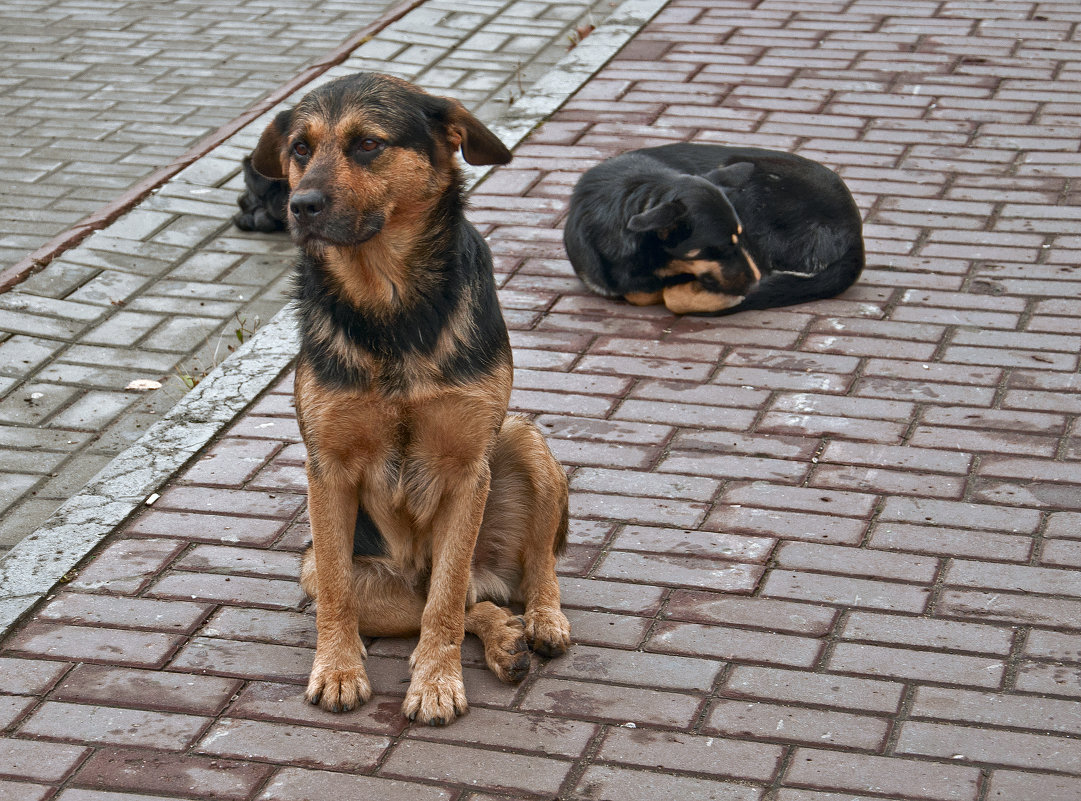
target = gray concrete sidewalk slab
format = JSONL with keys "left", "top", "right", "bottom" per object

{"left": 3, "top": 0, "right": 1081, "bottom": 799}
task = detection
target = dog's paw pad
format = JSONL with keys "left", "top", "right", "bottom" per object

{"left": 305, "top": 664, "right": 371, "bottom": 713}
{"left": 503, "top": 643, "right": 532, "bottom": 683}
{"left": 490, "top": 633, "right": 532, "bottom": 684}
{"left": 484, "top": 614, "right": 531, "bottom": 683}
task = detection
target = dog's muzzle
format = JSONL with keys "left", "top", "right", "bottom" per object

{"left": 288, "top": 190, "right": 385, "bottom": 245}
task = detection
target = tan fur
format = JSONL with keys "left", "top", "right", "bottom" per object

{"left": 663, "top": 281, "right": 745, "bottom": 314}
{"left": 297, "top": 402, "right": 570, "bottom": 720}
{"left": 624, "top": 290, "right": 665, "bottom": 306}
{"left": 292, "top": 117, "right": 446, "bottom": 311}
{"left": 660, "top": 250, "right": 761, "bottom": 314}
{"left": 741, "top": 246, "right": 762, "bottom": 282}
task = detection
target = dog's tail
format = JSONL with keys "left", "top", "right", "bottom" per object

{"left": 552, "top": 491, "right": 569, "bottom": 557}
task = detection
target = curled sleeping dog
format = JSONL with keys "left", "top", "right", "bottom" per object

{"left": 248, "top": 72, "right": 571, "bottom": 726}
{"left": 563, "top": 142, "right": 864, "bottom": 315}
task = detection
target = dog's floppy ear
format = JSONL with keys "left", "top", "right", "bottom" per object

{"left": 705, "top": 161, "right": 754, "bottom": 190}
{"left": 628, "top": 199, "right": 686, "bottom": 234}
{"left": 250, "top": 108, "right": 294, "bottom": 180}
{"left": 442, "top": 99, "right": 512, "bottom": 166}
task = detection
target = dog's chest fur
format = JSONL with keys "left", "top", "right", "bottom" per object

{"left": 293, "top": 223, "right": 509, "bottom": 392}
{"left": 292, "top": 243, "right": 513, "bottom": 561}
{"left": 295, "top": 353, "right": 510, "bottom": 567}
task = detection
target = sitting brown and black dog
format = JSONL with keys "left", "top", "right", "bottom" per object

{"left": 563, "top": 143, "right": 864, "bottom": 315}
{"left": 248, "top": 72, "right": 571, "bottom": 726}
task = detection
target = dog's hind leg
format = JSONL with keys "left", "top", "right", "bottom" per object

{"left": 465, "top": 602, "right": 531, "bottom": 683}
{"left": 486, "top": 416, "right": 572, "bottom": 658}
{"left": 736, "top": 260, "right": 862, "bottom": 313}
{"left": 303, "top": 551, "right": 531, "bottom": 685}
{"left": 520, "top": 527, "right": 572, "bottom": 659}
{"left": 732, "top": 230, "right": 864, "bottom": 314}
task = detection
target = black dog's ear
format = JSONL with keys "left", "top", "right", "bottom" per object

{"left": 250, "top": 108, "right": 294, "bottom": 180}
{"left": 628, "top": 199, "right": 686, "bottom": 234}
{"left": 705, "top": 161, "right": 755, "bottom": 190}
{"left": 442, "top": 99, "right": 512, "bottom": 166}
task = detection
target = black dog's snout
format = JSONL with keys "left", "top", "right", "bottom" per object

{"left": 290, "top": 190, "right": 327, "bottom": 222}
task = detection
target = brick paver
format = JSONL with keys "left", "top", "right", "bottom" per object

{"left": 3, "top": 0, "right": 1081, "bottom": 799}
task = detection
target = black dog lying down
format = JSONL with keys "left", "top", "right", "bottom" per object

{"left": 563, "top": 143, "right": 864, "bottom": 315}
{"left": 233, "top": 155, "right": 289, "bottom": 233}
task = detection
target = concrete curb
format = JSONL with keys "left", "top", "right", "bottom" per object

{"left": 0, "top": 0, "right": 669, "bottom": 636}
{"left": 0, "top": 307, "right": 301, "bottom": 631}
{"left": 463, "top": 0, "right": 670, "bottom": 187}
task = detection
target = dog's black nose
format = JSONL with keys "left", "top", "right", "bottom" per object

{"left": 289, "top": 190, "right": 327, "bottom": 222}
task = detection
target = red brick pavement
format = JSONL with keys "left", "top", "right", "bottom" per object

{"left": 4, "top": 1, "right": 1081, "bottom": 799}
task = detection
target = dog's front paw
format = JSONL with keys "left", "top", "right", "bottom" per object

{"left": 525, "top": 607, "right": 571, "bottom": 658}
{"left": 305, "top": 660, "right": 372, "bottom": 713}
{"left": 404, "top": 650, "right": 468, "bottom": 726}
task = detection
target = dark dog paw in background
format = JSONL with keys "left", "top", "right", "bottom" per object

{"left": 233, "top": 155, "right": 289, "bottom": 232}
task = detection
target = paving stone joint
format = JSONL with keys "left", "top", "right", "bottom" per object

{"left": 2, "top": 0, "right": 1081, "bottom": 799}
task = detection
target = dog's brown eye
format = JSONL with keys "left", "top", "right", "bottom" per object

{"left": 350, "top": 138, "right": 385, "bottom": 165}
{"left": 292, "top": 142, "right": 310, "bottom": 158}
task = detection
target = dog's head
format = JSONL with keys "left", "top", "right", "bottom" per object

{"left": 249, "top": 73, "right": 511, "bottom": 248}
{"left": 628, "top": 162, "right": 761, "bottom": 294}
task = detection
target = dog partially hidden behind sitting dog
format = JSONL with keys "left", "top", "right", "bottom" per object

{"left": 248, "top": 72, "right": 571, "bottom": 726}
{"left": 233, "top": 155, "right": 288, "bottom": 233}
{"left": 563, "top": 143, "right": 864, "bottom": 315}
